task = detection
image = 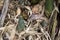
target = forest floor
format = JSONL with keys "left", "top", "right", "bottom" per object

{"left": 0, "top": 0, "right": 60, "bottom": 40}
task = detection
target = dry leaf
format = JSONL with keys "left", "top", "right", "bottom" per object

{"left": 17, "top": 7, "right": 21, "bottom": 15}
{"left": 16, "top": 7, "right": 21, "bottom": 17}
{"left": 32, "top": 5, "right": 39, "bottom": 14}
{"left": 32, "top": 4, "right": 42, "bottom": 14}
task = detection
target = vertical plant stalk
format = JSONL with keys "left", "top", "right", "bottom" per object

{"left": 45, "top": 0, "right": 57, "bottom": 40}
{"left": 49, "top": 8, "right": 57, "bottom": 40}
{"left": 45, "top": 0, "right": 54, "bottom": 18}
{"left": 51, "top": 11, "right": 57, "bottom": 40}
{"left": 0, "top": 0, "right": 9, "bottom": 27}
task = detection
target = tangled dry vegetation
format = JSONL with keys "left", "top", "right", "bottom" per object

{"left": 0, "top": 0, "right": 60, "bottom": 40}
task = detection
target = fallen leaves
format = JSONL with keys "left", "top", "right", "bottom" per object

{"left": 0, "top": 0, "right": 59, "bottom": 40}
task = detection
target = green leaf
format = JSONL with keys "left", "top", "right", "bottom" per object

{"left": 40, "top": 20, "right": 48, "bottom": 27}
{"left": 45, "top": 0, "right": 54, "bottom": 18}
{"left": 16, "top": 15, "right": 25, "bottom": 32}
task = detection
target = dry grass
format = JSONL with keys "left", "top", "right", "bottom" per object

{"left": 0, "top": 0, "right": 60, "bottom": 40}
